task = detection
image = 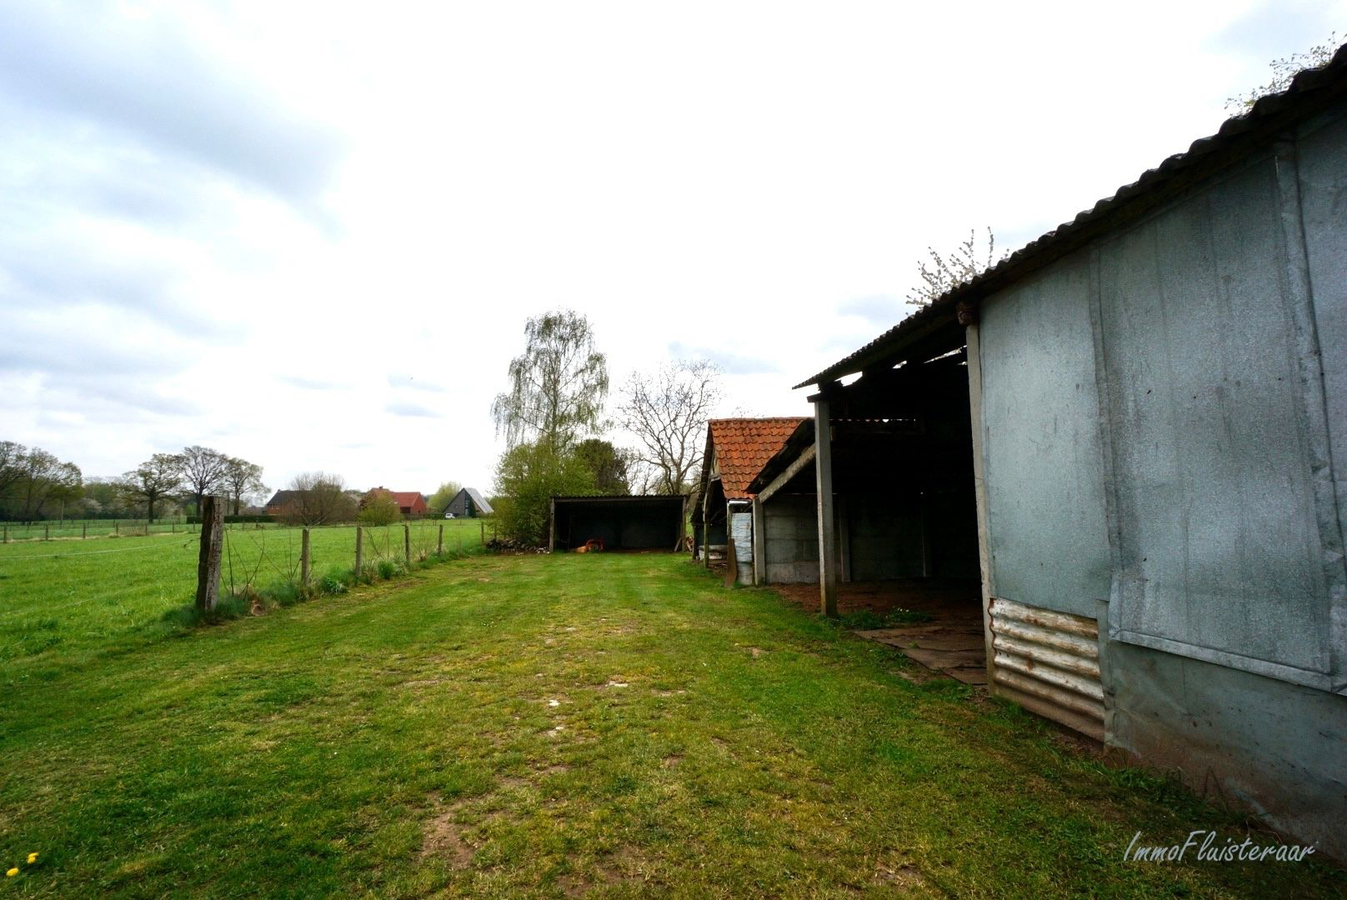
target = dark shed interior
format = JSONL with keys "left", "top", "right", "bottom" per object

{"left": 550, "top": 496, "right": 686, "bottom": 551}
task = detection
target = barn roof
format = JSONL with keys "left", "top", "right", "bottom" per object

{"left": 265, "top": 490, "right": 302, "bottom": 507}
{"left": 461, "top": 487, "right": 494, "bottom": 515}
{"left": 796, "top": 41, "right": 1347, "bottom": 389}
{"left": 706, "top": 417, "right": 808, "bottom": 499}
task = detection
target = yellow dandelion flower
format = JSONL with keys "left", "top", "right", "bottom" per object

{"left": 27, "top": 853, "right": 38, "bottom": 864}
{"left": 5, "top": 868, "right": 17, "bottom": 877}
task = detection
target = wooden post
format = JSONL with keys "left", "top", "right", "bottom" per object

{"left": 301, "top": 528, "right": 311, "bottom": 585}
{"left": 480, "top": 521, "right": 485, "bottom": 546}
{"left": 82, "top": 522, "right": 87, "bottom": 540}
{"left": 751, "top": 497, "right": 766, "bottom": 585}
{"left": 814, "top": 397, "right": 838, "bottom": 618}
{"left": 44, "top": 524, "right": 50, "bottom": 541}
{"left": 115, "top": 520, "right": 119, "bottom": 535}
{"left": 438, "top": 524, "right": 444, "bottom": 555}
{"left": 195, "top": 496, "right": 224, "bottom": 612}
{"left": 404, "top": 523, "right": 411, "bottom": 563}
{"left": 702, "top": 487, "right": 711, "bottom": 568}
{"left": 2, "top": 524, "right": 6, "bottom": 543}
{"left": 355, "top": 526, "right": 363, "bottom": 577}
{"left": 965, "top": 322, "right": 998, "bottom": 690}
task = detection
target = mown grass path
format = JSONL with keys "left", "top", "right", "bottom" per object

{"left": 0, "top": 554, "right": 1341, "bottom": 898}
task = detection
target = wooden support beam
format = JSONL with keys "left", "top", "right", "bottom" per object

{"left": 757, "top": 443, "right": 817, "bottom": 504}
{"left": 702, "top": 483, "right": 711, "bottom": 568}
{"left": 751, "top": 497, "right": 766, "bottom": 585}
{"left": 814, "top": 399, "right": 838, "bottom": 618}
{"left": 966, "top": 323, "right": 997, "bottom": 688}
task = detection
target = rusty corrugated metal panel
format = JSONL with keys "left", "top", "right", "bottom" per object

{"left": 989, "top": 597, "right": 1104, "bottom": 741}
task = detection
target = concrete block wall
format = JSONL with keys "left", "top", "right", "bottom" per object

{"left": 763, "top": 493, "right": 818, "bottom": 583}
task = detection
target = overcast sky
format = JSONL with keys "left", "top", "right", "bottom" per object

{"left": 1, "top": 1, "right": 1342, "bottom": 497}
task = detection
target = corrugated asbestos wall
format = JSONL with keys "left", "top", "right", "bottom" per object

{"left": 973, "top": 100, "right": 1347, "bottom": 857}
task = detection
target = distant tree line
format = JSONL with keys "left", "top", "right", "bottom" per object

{"left": 0, "top": 441, "right": 269, "bottom": 523}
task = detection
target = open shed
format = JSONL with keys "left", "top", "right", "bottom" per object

{"left": 549, "top": 495, "right": 686, "bottom": 552}
{"left": 784, "top": 48, "right": 1347, "bottom": 857}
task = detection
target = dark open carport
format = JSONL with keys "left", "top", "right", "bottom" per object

{"left": 549, "top": 495, "right": 687, "bottom": 552}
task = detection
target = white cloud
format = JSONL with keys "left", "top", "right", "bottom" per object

{"left": 2, "top": 0, "right": 1343, "bottom": 492}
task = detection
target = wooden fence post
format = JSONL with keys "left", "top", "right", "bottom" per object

{"left": 115, "top": 520, "right": 119, "bottom": 535}
{"left": 301, "top": 528, "right": 311, "bottom": 586}
{"left": 404, "top": 524, "right": 411, "bottom": 564}
{"left": 355, "top": 525, "right": 363, "bottom": 578}
{"left": 44, "top": 524, "right": 50, "bottom": 541}
{"left": 195, "top": 496, "right": 224, "bottom": 613}
{"left": 438, "top": 524, "right": 444, "bottom": 555}
{"left": 3, "top": 524, "right": 7, "bottom": 543}
{"left": 82, "top": 522, "right": 87, "bottom": 539}
{"left": 481, "top": 522, "right": 485, "bottom": 546}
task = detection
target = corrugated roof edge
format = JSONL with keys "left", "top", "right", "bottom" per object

{"left": 795, "top": 41, "right": 1347, "bottom": 389}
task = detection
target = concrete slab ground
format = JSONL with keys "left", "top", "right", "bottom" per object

{"left": 768, "top": 579, "right": 987, "bottom": 684}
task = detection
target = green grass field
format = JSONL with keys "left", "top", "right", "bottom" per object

{"left": 1, "top": 518, "right": 191, "bottom": 542}
{"left": 0, "top": 520, "right": 488, "bottom": 675}
{"left": 0, "top": 552, "right": 1341, "bottom": 898}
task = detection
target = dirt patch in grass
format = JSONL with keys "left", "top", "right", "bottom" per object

{"left": 421, "top": 798, "right": 474, "bottom": 867}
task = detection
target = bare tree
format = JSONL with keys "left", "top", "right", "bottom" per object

{"left": 906, "top": 227, "right": 1000, "bottom": 307}
{"left": 120, "top": 454, "right": 184, "bottom": 523}
{"left": 222, "top": 457, "right": 267, "bottom": 516}
{"left": 491, "top": 310, "right": 609, "bottom": 455}
{"left": 177, "top": 446, "right": 230, "bottom": 516}
{"left": 617, "top": 359, "right": 722, "bottom": 495}
{"left": 285, "top": 472, "right": 355, "bottom": 525}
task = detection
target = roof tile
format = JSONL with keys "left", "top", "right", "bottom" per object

{"left": 709, "top": 417, "right": 808, "bottom": 499}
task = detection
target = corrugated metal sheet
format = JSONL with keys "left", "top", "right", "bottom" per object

{"left": 989, "top": 597, "right": 1104, "bottom": 741}
{"left": 730, "top": 510, "right": 754, "bottom": 583}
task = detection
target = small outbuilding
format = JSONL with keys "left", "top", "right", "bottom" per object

{"left": 692, "top": 418, "right": 807, "bottom": 583}
{"left": 549, "top": 495, "right": 686, "bottom": 552}
{"left": 444, "top": 488, "right": 493, "bottom": 518}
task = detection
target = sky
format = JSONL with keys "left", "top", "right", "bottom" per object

{"left": 1, "top": 0, "right": 1343, "bottom": 499}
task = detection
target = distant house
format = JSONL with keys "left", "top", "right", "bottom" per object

{"left": 444, "top": 488, "right": 493, "bottom": 518}
{"left": 365, "top": 487, "right": 428, "bottom": 518}
{"left": 264, "top": 490, "right": 302, "bottom": 517}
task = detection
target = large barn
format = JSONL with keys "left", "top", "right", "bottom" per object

{"left": 762, "top": 49, "right": 1347, "bottom": 856}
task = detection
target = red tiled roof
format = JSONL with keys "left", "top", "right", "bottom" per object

{"left": 708, "top": 417, "right": 808, "bottom": 499}
{"left": 389, "top": 491, "right": 425, "bottom": 510}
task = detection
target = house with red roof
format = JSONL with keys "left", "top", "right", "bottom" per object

{"left": 692, "top": 418, "right": 806, "bottom": 584}
{"left": 363, "top": 487, "right": 428, "bottom": 518}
